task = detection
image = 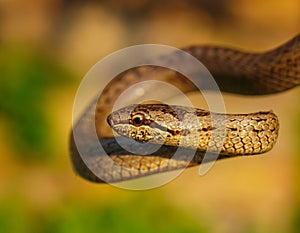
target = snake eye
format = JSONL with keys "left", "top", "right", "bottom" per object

{"left": 131, "top": 114, "right": 144, "bottom": 127}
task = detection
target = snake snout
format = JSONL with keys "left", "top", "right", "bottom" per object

{"left": 107, "top": 113, "right": 129, "bottom": 128}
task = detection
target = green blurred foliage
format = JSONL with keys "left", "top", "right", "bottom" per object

{"left": 0, "top": 194, "right": 209, "bottom": 233}
{"left": 0, "top": 44, "right": 73, "bottom": 160}
{"left": 0, "top": 198, "right": 32, "bottom": 233}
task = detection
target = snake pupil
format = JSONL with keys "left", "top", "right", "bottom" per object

{"left": 134, "top": 117, "right": 141, "bottom": 124}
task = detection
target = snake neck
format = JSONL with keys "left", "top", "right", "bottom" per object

{"left": 184, "top": 34, "right": 300, "bottom": 95}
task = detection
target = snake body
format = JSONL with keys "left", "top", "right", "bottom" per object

{"left": 70, "top": 34, "right": 300, "bottom": 183}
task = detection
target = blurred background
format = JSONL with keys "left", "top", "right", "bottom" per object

{"left": 0, "top": 0, "right": 299, "bottom": 232}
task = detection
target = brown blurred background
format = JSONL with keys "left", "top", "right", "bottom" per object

{"left": 0, "top": 0, "right": 299, "bottom": 232}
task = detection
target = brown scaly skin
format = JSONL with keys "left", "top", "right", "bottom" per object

{"left": 70, "top": 34, "right": 300, "bottom": 183}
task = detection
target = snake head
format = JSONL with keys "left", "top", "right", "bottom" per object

{"left": 107, "top": 104, "right": 208, "bottom": 149}
{"left": 107, "top": 104, "right": 192, "bottom": 144}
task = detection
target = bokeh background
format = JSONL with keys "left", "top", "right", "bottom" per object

{"left": 0, "top": 0, "right": 300, "bottom": 232}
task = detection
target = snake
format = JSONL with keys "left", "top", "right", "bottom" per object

{"left": 70, "top": 33, "right": 300, "bottom": 183}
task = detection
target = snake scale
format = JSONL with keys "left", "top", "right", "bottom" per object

{"left": 70, "top": 34, "right": 300, "bottom": 183}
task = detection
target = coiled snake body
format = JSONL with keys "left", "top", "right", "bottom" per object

{"left": 70, "top": 34, "right": 300, "bottom": 183}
